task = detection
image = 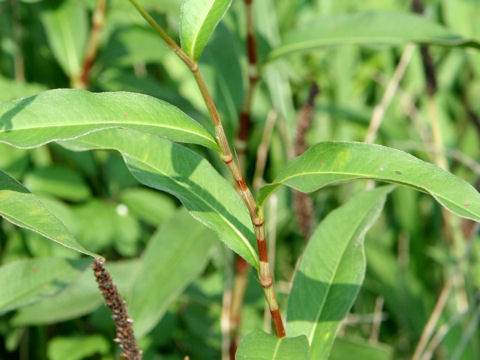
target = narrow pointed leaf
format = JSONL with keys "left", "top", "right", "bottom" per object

{"left": 40, "top": 0, "right": 88, "bottom": 77}
{"left": 236, "top": 330, "right": 310, "bottom": 360}
{"left": 0, "top": 258, "right": 90, "bottom": 314}
{"left": 287, "top": 186, "right": 393, "bottom": 359}
{"left": 258, "top": 142, "right": 480, "bottom": 222}
{"left": 0, "top": 89, "right": 218, "bottom": 150}
{"left": 0, "top": 170, "right": 95, "bottom": 257}
{"left": 60, "top": 128, "right": 258, "bottom": 268}
{"left": 129, "top": 208, "right": 217, "bottom": 338}
{"left": 269, "top": 11, "right": 480, "bottom": 60}
{"left": 180, "top": 0, "right": 232, "bottom": 60}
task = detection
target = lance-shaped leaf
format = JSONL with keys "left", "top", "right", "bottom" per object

{"left": 269, "top": 11, "right": 480, "bottom": 60}
{"left": 180, "top": 0, "right": 232, "bottom": 61}
{"left": 258, "top": 142, "right": 480, "bottom": 222}
{"left": 286, "top": 186, "right": 392, "bottom": 359}
{"left": 0, "top": 89, "right": 218, "bottom": 150}
{"left": 60, "top": 128, "right": 259, "bottom": 268}
{"left": 0, "top": 170, "right": 95, "bottom": 257}
{"left": 129, "top": 208, "right": 217, "bottom": 338}
{"left": 40, "top": 0, "right": 88, "bottom": 78}
{"left": 236, "top": 330, "right": 310, "bottom": 360}
{"left": 0, "top": 258, "right": 91, "bottom": 314}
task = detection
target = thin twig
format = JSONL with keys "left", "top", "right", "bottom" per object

{"left": 369, "top": 297, "right": 384, "bottom": 344}
{"left": 128, "top": 0, "right": 286, "bottom": 338}
{"left": 74, "top": 0, "right": 108, "bottom": 89}
{"left": 253, "top": 110, "right": 277, "bottom": 191}
{"left": 364, "top": 44, "right": 415, "bottom": 143}
{"left": 412, "top": 240, "right": 474, "bottom": 360}
{"left": 92, "top": 258, "right": 142, "bottom": 360}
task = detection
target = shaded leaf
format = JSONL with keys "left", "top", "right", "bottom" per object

{"left": 12, "top": 260, "right": 140, "bottom": 326}
{"left": 0, "top": 89, "right": 218, "bottom": 150}
{"left": 236, "top": 330, "right": 310, "bottom": 360}
{"left": 180, "top": 0, "right": 232, "bottom": 60}
{"left": 287, "top": 186, "right": 392, "bottom": 359}
{"left": 119, "top": 187, "right": 177, "bottom": 226}
{"left": 330, "top": 338, "right": 393, "bottom": 360}
{"left": 0, "top": 258, "right": 90, "bottom": 314}
{"left": 24, "top": 165, "right": 91, "bottom": 202}
{"left": 129, "top": 208, "right": 217, "bottom": 337}
{"left": 60, "top": 128, "right": 259, "bottom": 268}
{"left": 269, "top": 11, "right": 480, "bottom": 60}
{"left": 258, "top": 142, "right": 480, "bottom": 222}
{"left": 0, "top": 170, "right": 94, "bottom": 256}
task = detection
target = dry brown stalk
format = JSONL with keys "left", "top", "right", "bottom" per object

{"left": 293, "top": 83, "right": 319, "bottom": 238}
{"left": 92, "top": 258, "right": 142, "bottom": 360}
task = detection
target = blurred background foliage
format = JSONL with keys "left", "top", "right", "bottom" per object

{"left": 1, "top": 0, "right": 480, "bottom": 359}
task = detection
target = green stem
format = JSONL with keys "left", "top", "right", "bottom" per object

{"left": 127, "top": 0, "right": 286, "bottom": 338}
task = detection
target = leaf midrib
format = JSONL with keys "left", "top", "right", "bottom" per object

{"left": 0, "top": 121, "right": 216, "bottom": 146}
{"left": 307, "top": 208, "right": 369, "bottom": 343}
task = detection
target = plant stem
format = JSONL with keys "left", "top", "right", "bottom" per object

{"left": 75, "top": 0, "right": 108, "bottom": 89}
{"left": 92, "top": 258, "right": 142, "bottom": 360}
{"left": 128, "top": 0, "right": 286, "bottom": 338}
{"left": 364, "top": 43, "right": 415, "bottom": 144}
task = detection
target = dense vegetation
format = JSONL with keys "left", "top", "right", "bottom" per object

{"left": 1, "top": 0, "right": 480, "bottom": 359}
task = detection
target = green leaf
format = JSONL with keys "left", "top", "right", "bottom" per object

{"left": 330, "top": 338, "right": 393, "bottom": 360}
{"left": 129, "top": 208, "right": 217, "bottom": 338}
{"left": 0, "top": 170, "right": 95, "bottom": 257}
{"left": 47, "top": 335, "right": 110, "bottom": 360}
{"left": 269, "top": 11, "right": 480, "bottom": 60}
{"left": 0, "top": 258, "right": 90, "bottom": 314}
{"left": 60, "top": 128, "right": 259, "bottom": 268}
{"left": 119, "top": 187, "right": 177, "bottom": 226}
{"left": 258, "top": 142, "right": 480, "bottom": 222}
{"left": 236, "top": 330, "right": 310, "bottom": 360}
{"left": 0, "top": 89, "right": 218, "bottom": 150}
{"left": 12, "top": 260, "right": 140, "bottom": 325}
{"left": 24, "top": 165, "right": 91, "bottom": 202}
{"left": 286, "top": 186, "right": 392, "bottom": 359}
{"left": 180, "top": 0, "right": 232, "bottom": 60}
{"left": 40, "top": 0, "right": 88, "bottom": 77}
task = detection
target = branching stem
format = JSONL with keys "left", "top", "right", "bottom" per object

{"left": 128, "top": 0, "right": 286, "bottom": 338}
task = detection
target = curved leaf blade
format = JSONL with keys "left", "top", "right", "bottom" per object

{"left": 60, "top": 129, "right": 259, "bottom": 268}
{"left": 0, "top": 258, "right": 90, "bottom": 314}
{"left": 180, "top": 0, "right": 232, "bottom": 60}
{"left": 0, "top": 170, "right": 95, "bottom": 257}
{"left": 286, "top": 186, "right": 392, "bottom": 359}
{"left": 236, "top": 330, "right": 310, "bottom": 360}
{"left": 0, "top": 89, "right": 218, "bottom": 150}
{"left": 269, "top": 11, "right": 480, "bottom": 60}
{"left": 129, "top": 208, "right": 217, "bottom": 338}
{"left": 258, "top": 142, "right": 480, "bottom": 222}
